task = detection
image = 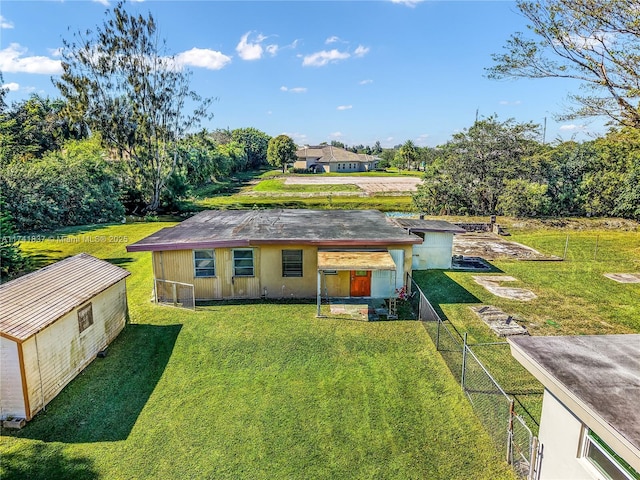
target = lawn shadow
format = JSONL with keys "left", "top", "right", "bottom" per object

{"left": 12, "top": 324, "right": 181, "bottom": 444}
{"left": 105, "top": 256, "right": 135, "bottom": 267}
{"left": 0, "top": 442, "right": 98, "bottom": 480}
{"left": 411, "top": 270, "right": 484, "bottom": 320}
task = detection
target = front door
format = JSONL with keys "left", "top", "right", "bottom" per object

{"left": 350, "top": 270, "right": 371, "bottom": 297}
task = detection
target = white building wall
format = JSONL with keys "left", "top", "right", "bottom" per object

{"left": 21, "top": 280, "right": 127, "bottom": 419}
{"left": 0, "top": 336, "right": 26, "bottom": 419}
{"left": 371, "top": 249, "right": 405, "bottom": 297}
{"left": 538, "top": 390, "right": 593, "bottom": 480}
{"left": 412, "top": 232, "right": 454, "bottom": 270}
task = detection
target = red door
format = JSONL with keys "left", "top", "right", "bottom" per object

{"left": 350, "top": 270, "right": 371, "bottom": 297}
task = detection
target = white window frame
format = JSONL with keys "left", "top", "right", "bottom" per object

{"left": 194, "top": 249, "right": 216, "bottom": 277}
{"left": 233, "top": 248, "right": 254, "bottom": 277}
{"left": 580, "top": 428, "right": 639, "bottom": 480}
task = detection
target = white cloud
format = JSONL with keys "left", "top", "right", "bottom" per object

{"left": 266, "top": 44, "right": 279, "bottom": 56}
{"left": 559, "top": 124, "right": 587, "bottom": 131}
{"left": 337, "top": 105, "right": 353, "bottom": 111}
{"left": 283, "top": 132, "right": 307, "bottom": 144}
{"left": 359, "top": 79, "right": 373, "bottom": 85}
{"left": 93, "top": 0, "right": 110, "bottom": 6}
{"left": 391, "top": 0, "right": 424, "bottom": 7}
{"left": 236, "top": 31, "right": 270, "bottom": 61}
{"left": 0, "top": 43, "right": 62, "bottom": 74}
{"left": 2, "top": 82, "right": 20, "bottom": 91}
{"left": 329, "top": 131, "right": 343, "bottom": 138}
{"left": 499, "top": 100, "right": 522, "bottom": 106}
{"left": 416, "top": 134, "right": 430, "bottom": 146}
{"left": 326, "top": 36, "right": 341, "bottom": 45}
{"left": 175, "top": 48, "right": 232, "bottom": 70}
{"left": 280, "top": 86, "right": 307, "bottom": 93}
{"left": 1, "top": 15, "right": 14, "bottom": 29}
{"left": 354, "top": 45, "right": 370, "bottom": 57}
{"left": 303, "top": 49, "right": 350, "bottom": 67}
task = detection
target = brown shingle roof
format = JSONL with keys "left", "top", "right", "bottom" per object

{"left": 296, "top": 145, "right": 380, "bottom": 163}
{"left": 0, "top": 253, "right": 130, "bottom": 342}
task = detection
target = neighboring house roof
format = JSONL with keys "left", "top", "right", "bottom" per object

{"left": 394, "top": 218, "right": 467, "bottom": 234}
{"left": 0, "top": 253, "right": 130, "bottom": 343}
{"left": 127, "top": 209, "right": 422, "bottom": 252}
{"left": 509, "top": 334, "right": 640, "bottom": 470}
{"left": 296, "top": 145, "right": 380, "bottom": 164}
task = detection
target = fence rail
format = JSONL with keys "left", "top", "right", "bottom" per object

{"left": 408, "top": 274, "right": 539, "bottom": 480}
{"left": 154, "top": 279, "right": 196, "bottom": 310}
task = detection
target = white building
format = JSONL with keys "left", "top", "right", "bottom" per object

{"left": 509, "top": 335, "right": 640, "bottom": 480}
{"left": 394, "top": 218, "right": 466, "bottom": 270}
{"left": 0, "top": 253, "right": 130, "bottom": 422}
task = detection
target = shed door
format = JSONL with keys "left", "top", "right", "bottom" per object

{"left": 350, "top": 270, "right": 371, "bottom": 297}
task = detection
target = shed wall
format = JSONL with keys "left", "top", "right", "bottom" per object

{"left": 412, "top": 232, "right": 454, "bottom": 270}
{"left": 0, "top": 336, "right": 26, "bottom": 419}
{"left": 260, "top": 245, "right": 317, "bottom": 298}
{"left": 21, "top": 280, "right": 127, "bottom": 419}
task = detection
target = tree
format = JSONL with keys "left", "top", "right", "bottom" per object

{"left": 413, "top": 116, "right": 542, "bottom": 215}
{"left": 0, "top": 196, "right": 28, "bottom": 279}
{"left": 497, "top": 179, "right": 551, "bottom": 217}
{"left": 396, "top": 140, "right": 418, "bottom": 170}
{"left": 267, "top": 135, "right": 297, "bottom": 173}
{"left": 55, "top": 1, "right": 213, "bottom": 213}
{"left": 488, "top": 0, "right": 640, "bottom": 128}
{"left": 231, "top": 127, "right": 271, "bottom": 169}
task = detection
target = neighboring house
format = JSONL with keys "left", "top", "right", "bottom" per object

{"left": 508, "top": 335, "right": 640, "bottom": 480}
{"left": 0, "top": 253, "right": 130, "bottom": 422}
{"left": 294, "top": 145, "right": 380, "bottom": 173}
{"left": 126, "top": 209, "right": 422, "bottom": 309}
{"left": 393, "top": 218, "right": 466, "bottom": 270}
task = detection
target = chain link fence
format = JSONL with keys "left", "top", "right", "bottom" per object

{"left": 155, "top": 279, "right": 195, "bottom": 309}
{"left": 408, "top": 274, "right": 539, "bottom": 479}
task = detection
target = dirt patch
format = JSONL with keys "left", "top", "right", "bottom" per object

{"left": 453, "top": 233, "right": 561, "bottom": 261}
{"left": 604, "top": 273, "right": 640, "bottom": 284}
{"left": 284, "top": 176, "right": 420, "bottom": 194}
{"left": 473, "top": 275, "right": 537, "bottom": 301}
{"left": 470, "top": 305, "right": 528, "bottom": 337}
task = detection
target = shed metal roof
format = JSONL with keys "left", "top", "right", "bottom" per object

{"left": 509, "top": 334, "right": 640, "bottom": 470}
{"left": 0, "top": 253, "right": 130, "bottom": 342}
{"left": 393, "top": 218, "right": 466, "bottom": 234}
{"left": 127, "top": 209, "right": 422, "bottom": 252}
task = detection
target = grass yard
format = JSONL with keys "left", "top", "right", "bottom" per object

{"left": 1, "top": 222, "right": 515, "bottom": 480}
{"left": 252, "top": 178, "right": 362, "bottom": 193}
{"left": 412, "top": 223, "right": 640, "bottom": 430}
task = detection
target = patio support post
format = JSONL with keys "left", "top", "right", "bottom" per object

{"left": 316, "top": 270, "right": 323, "bottom": 317}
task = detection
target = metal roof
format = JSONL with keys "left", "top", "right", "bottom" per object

{"left": 127, "top": 209, "right": 422, "bottom": 252}
{"left": 0, "top": 253, "right": 130, "bottom": 343}
{"left": 509, "top": 334, "right": 640, "bottom": 470}
{"left": 394, "top": 218, "right": 467, "bottom": 234}
{"left": 317, "top": 251, "right": 397, "bottom": 271}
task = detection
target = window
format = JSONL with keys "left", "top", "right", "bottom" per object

{"left": 78, "top": 303, "right": 94, "bottom": 333}
{"left": 233, "top": 249, "right": 254, "bottom": 277}
{"left": 194, "top": 249, "right": 216, "bottom": 277}
{"left": 282, "top": 249, "right": 303, "bottom": 277}
{"left": 583, "top": 429, "right": 639, "bottom": 480}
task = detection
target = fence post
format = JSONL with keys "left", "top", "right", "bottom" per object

{"left": 507, "top": 399, "right": 515, "bottom": 465}
{"left": 461, "top": 333, "right": 468, "bottom": 390}
{"left": 172, "top": 282, "right": 177, "bottom": 307}
{"left": 563, "top": 235, "right": 569, "bottom": 260}
{"left": 436, "top": 316, "right": 441, "bottom": 350}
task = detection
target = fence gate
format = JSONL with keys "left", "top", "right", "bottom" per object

{"left": 155, "top": 279, "right": 195, "bottom": 310}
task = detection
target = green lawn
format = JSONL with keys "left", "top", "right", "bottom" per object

{"left": 412, "top": 223, "right": 640, "bottom": 432}
{"left": 252, "top": 178, "right": 362, "bottom": 193}
{"left": 1, "top": 222, "right": 515, "bottom": 480}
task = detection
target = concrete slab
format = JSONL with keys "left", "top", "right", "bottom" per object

{"left": 454, "top": 232, "right": 561, "bottom": 261}
{"left": 473, "top": 275, "right": 537, "bottom": 301}
{"left": 604, "top": 273, "right": 640, "bottom": 284}
{"left": 470, "top": 305, "right": 528, "bottom": 336}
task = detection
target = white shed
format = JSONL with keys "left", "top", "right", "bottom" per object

{"left": 394, "top": 219, "right": 466, "bottom": 270}
{"left": 0, "top": 253, "right": 130, "bottom": 422}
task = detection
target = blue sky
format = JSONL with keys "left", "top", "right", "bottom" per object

{"left": 1, "top": 0, "right": 607, "bottom": 147}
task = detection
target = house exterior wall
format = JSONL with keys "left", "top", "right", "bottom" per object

{"left": 20, "top": 280, "right": 128, "bottom": 420}
{"left": 538, "top": 390, "right": 593, "bottom": 480}
{"left": 0, "top": 336, "right": 25, "bottom": 419}
{"left": 153, "top": 244, "right": 414, "bottom": 300}
{"left": 411, "top": 232, "right": 454, "bottom": 270}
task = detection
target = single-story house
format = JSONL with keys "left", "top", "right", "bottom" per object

{"left": 294, "top": 145, "right": 380, "bottom": 173}
{"left": 508, "top": 335, "right": 640, "bottom": 480}
{"left": 126, "top": 209, "right": 423, "bottom": 311}
{"left": 0, "top": 253, "right": 130, "bottom": 422}
{"left": 393, "top": 218, "right": 466, "bottom": 270}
